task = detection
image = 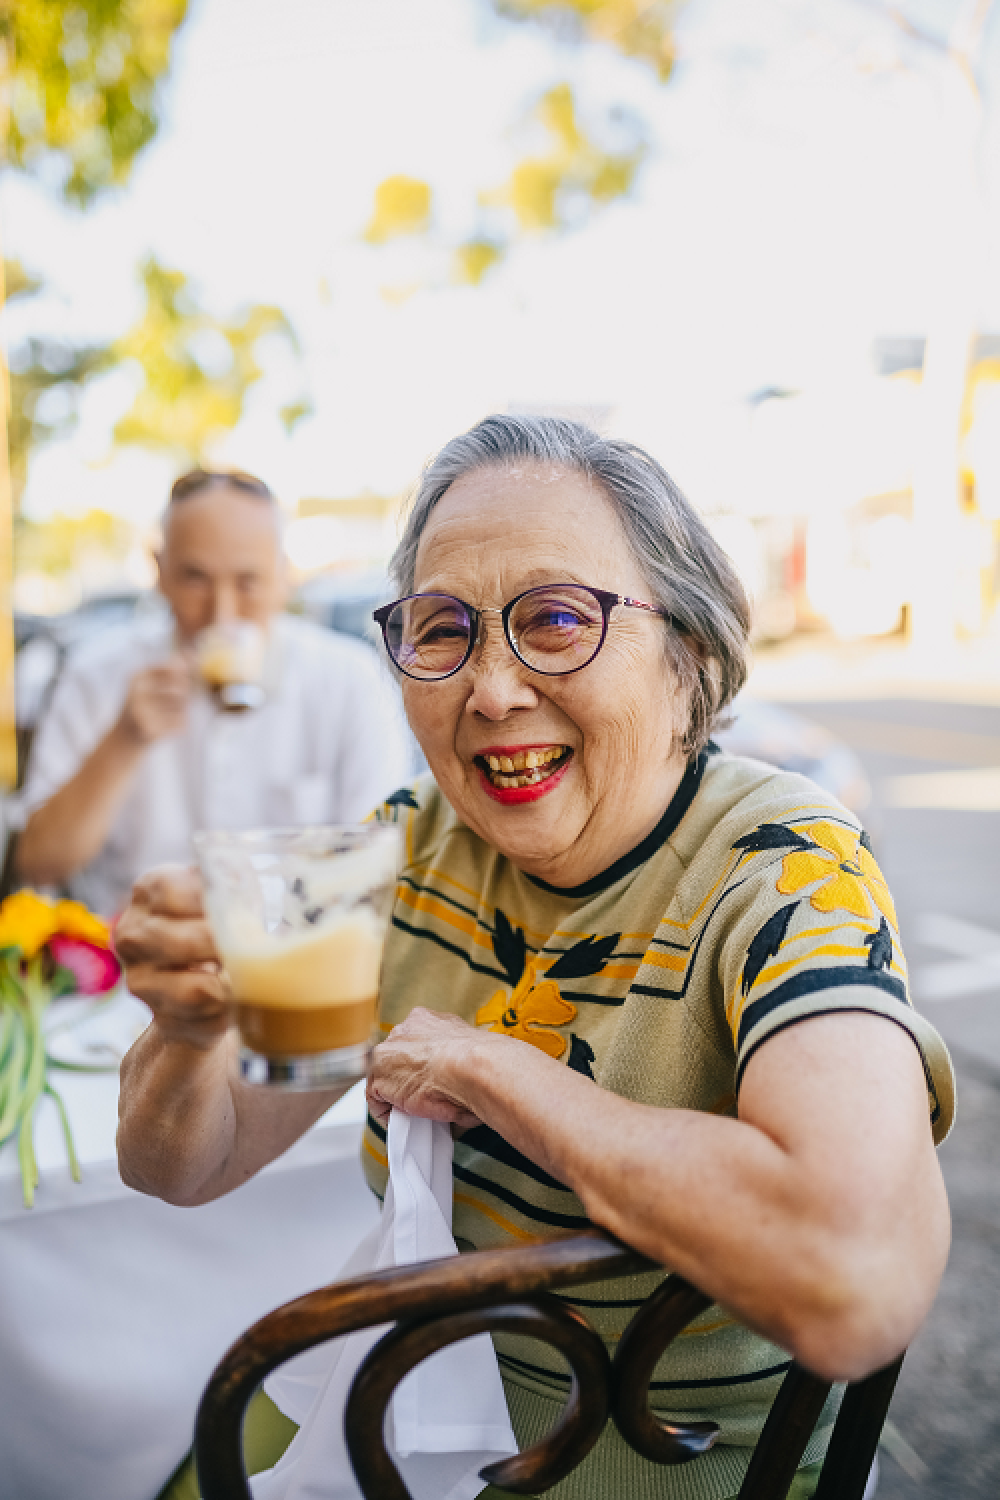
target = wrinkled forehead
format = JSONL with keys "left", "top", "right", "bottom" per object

{"left": 413, "top": 462, "right": 643, "bottom": 597}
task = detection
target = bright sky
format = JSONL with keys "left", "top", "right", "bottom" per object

{"left": 3, "top": 0, "right": 999, "bottom": 529}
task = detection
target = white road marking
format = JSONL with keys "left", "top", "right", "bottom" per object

{"left": 886, "top": 766, "right": 1000, "bottom": 810}
{"left": 913, "top": 913, "right": 1000, "bottom": 1002}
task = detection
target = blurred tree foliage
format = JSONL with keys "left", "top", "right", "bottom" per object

{"left": 495, "top": 0, "right": 678, "bottom": 80}
{"left": 5, "top": 258, "right": 113, "bottom": 511}
{"left": 15, "top": 506, "right": 129, "bottom": 576}
{"left": 5, "top": 256, "right": 309, "bottom": 507}
{"left": 483, "top": 82, "right": 643, "bottom": 230}
{"left": 365, "top": 176, "right": 433, "bottom": 244}
{"left": 1, "top": 0, "right": 190, "bottom": 206}
{"left": 3, "top": 4, "right": 309, "bottom": 504}
{"left": 112, "top": 257, "right": 309, "bottom": 466}
{"left": 367, "top": 0, "right": 678, "bottom": 285}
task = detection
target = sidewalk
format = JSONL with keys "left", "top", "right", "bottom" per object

{"left": 748, "top": 635, "right": 1000, "bottom": 707}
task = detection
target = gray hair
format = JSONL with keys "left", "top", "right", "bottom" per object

{"left": 390, "top": 413, "right": 751, "bottom": 755}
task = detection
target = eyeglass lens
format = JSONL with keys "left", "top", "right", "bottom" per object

{"left": 384, "top": 585, "right": 607, "bottom": 679}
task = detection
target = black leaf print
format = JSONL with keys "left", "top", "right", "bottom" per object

{"left": 547, "top": 933, "right": 621, "bottom": 981}
{"left": 864, "top": 916, "right": 893, "bottom": 972}
{"left": 492, "top": 908, "right": 528, "bottom": 987}
{"left": 567, "top": 1035, "right": 597, "bottom": 1080}
{"left": 732, "top": 824, "right": 818, "bottom": 856}
{"left": 741, "top": 902, "right": 798, "bottom": 996}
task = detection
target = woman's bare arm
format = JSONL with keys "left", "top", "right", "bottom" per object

{"left": 116, "top": 867, "right": 347, "bottom": 1206}
{"left": 367, "top": 1007, "right": 950, "bottom": 1383}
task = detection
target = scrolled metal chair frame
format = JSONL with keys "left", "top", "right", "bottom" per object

{"left": 194, "top": 1229, "right": 902, "bottom": 1500}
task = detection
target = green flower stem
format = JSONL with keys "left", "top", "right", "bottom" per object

{"left": 18, "top": 1097, "right": 39, "bottom": 1208}
{"left": 45, "top": 1082, "right": 82, "bottom": 1184}
{"left": 1, "top": 952, "right": 115, "bottom": 1206}
{"left": 0, "top": 1006, "right": 14, "bottom": 1073}
{"left": 0, "top": 1005, "right": 27, "bottom": 1141}
{"left": 17, "top": 964, "right": 53, "bottom": 1208}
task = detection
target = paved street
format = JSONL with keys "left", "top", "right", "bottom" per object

{"left": 777, "top": 697, "right": 1000, "bottom": 1499}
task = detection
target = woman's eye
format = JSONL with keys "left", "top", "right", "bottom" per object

{"left": 524, "top": 607, "right": 585, "bottom": 632}
{"left": 412, "top": 621, "right": 470, "bottom": 650}
{"left": 418, "top": 623, "right": 467, "bottom": 642}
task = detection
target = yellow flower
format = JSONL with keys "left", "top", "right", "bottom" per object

{"left": 53, "top": 899, "right": 111, "bottom": 949}
{"left": 776, "top": 822, "right": 897, "bottom": 929}
{"left": 0, "top": 890, "right": 60, "bottom": 959}
{"left": 476, "top": 957, "right": 578, "bottom": 1058}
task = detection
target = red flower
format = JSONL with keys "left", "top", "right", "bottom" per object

{"left": 49, "top": 936, "right": 121, "bottom": 995}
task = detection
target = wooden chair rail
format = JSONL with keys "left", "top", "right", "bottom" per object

{"left": 194, "top": 1229, "right": 903, "bottom": 1500}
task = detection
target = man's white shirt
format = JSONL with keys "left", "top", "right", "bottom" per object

{"left": 17, "top": 608, "right": 412, "bottom": 915}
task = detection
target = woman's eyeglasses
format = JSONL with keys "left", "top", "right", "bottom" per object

{"left": 373, "top": 584, "right": 672, "bottom": 682}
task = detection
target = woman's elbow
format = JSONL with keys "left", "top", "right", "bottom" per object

{"left": 784, "top": 1215, "right": 952, "bottom": 1382}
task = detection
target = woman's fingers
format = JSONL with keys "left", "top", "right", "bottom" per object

{"left": 367, "top": 1008, "right": 486, "bottom": 1128}
{"left": 115, "top": 908, "right": 218, "bottom": 970}
{"left": 117, "top": 864, "right": 230, "bottom": 1047}
{"left": 132, "top": 863, "right": 207, "bottom": 919}
{"left": 116, "top": 865, "right": 218, "bottom": 969}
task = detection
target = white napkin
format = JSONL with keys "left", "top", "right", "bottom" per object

{"left": 252, "top": 1111, "right": 518, "bottom": 1500}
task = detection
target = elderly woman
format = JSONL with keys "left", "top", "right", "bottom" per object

{"left": 118, "top": 416, "right": 953, "bottom": 1500}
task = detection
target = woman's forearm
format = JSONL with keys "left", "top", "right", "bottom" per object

{"left": 117, "top": 1022, "right": 351, "bottom": 1206}
{"left": 445, "top": 1016, "right": 948, "bottom": 1381}
{"left": 117, "top": 1025, "right": 238, "bottom": 1205}
{"left": 17, "top": 722, "right": 146, "bottom": 885}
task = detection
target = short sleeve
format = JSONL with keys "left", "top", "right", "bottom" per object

{"left": 718, "top": 811, "right": 955, "bottom": 1144}
{"left": 16, "top": 655, "right": 120, "bottom": 823}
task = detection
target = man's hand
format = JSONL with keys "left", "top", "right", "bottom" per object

{"left": 115, "top": 865, "right": 230, "bottom": 1051}
{"left": 117, "top": 656, "right": 190, "bottom": 746}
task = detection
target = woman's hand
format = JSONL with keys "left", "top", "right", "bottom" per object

{"left": 367, "top": 1007, "right": 509, "bottom": 1130}
{"left": 115, "top": 864, "right": 230, "bottom": 1051}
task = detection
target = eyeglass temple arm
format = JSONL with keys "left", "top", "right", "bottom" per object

{"left": 620, "top": 596, "right": 676, "bottom": 626}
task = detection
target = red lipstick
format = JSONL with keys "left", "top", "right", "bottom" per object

{"left": 473, "top": 746, "right": 573, "bottom": 805}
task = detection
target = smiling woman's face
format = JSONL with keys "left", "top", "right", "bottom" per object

{"left": 402, "top": 463, "right": 691, "bottom": 888}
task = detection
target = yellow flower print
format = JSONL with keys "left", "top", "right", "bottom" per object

{"left": 476, "top": 956, "right": 578, "bottom": 1058}
{"left": 776, "top": 822, "right": 897, "bottom": 929}
{"left": 0, "top": 890, "right": 61, "bottom": 959}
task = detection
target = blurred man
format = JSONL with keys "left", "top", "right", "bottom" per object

{"left": 16, "top": 470, "right": 410, "bottom": 914}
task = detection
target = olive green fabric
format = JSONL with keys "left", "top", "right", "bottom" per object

{"left": 480, "top": 1467, "right": 823, "bottom": 1500}
{"left": 157, "top": 1393, "right": 822, "bottom": 1500}
{"left": 155, "top": 1390, "right": 298, "bottom": 1500}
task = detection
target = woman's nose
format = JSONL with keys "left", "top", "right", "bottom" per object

{"left": 465, "top": 624, "right": 538, "bottom": 719}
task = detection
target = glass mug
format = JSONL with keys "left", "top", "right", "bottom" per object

{"left": 194, "top": 620, "right": 266, "bottom": 711}
{"left": 194, "top": 824, "right": 401, "bottom": 1089}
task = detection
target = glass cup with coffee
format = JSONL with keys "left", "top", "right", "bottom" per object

{"left": 195, "top": 620, "right": 266, "bottom": 711}
{"left": 194, "top": 824, "right": 402, "bottom": 1089}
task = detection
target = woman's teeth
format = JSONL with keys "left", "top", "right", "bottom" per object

{"left": 480, "top": 747, "right": 568, "bottom": 788}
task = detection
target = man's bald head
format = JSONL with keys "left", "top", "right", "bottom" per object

{"left": 157, "top": 471, "right": 287, "bottom": 640}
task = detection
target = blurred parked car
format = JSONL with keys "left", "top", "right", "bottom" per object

{"left": 292, "top": 569, "right": 390, "bottom": 649}
{"left": 714, "top": 695, "right": 872, "bottom": 822}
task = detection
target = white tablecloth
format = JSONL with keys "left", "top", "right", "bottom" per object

{"left": 0, "top": 993, "right": 379, "bottom": 1500}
